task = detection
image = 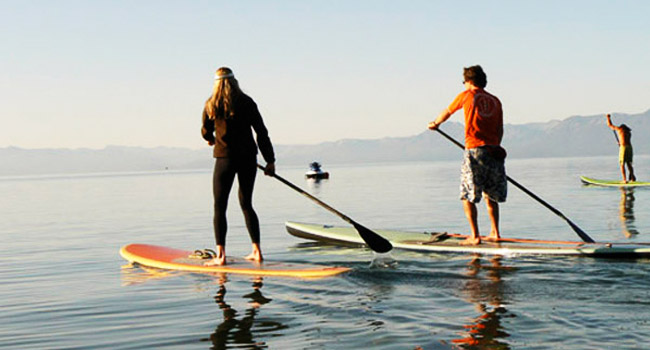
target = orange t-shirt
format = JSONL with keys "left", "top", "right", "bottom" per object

{"left": 447, "top": 88, "right": 503, "bottom": 149}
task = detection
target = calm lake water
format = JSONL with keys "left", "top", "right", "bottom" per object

{"left": 2, "top": 156, "right": 650, "bottom": 349}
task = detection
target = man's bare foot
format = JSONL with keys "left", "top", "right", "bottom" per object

{"left": 460, "top": 237, "right": 481, "bottom": 246}
{"left": 204, "top": 256, "right": 226, "bottom": 266}
{"left": 485, "top": 231, "right": 501, "bottom": 242}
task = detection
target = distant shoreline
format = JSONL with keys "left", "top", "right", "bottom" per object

{"left": 2, "top": 111, "right": 649, "bottom": 177}
{"left": 2, "top": 154, "right": 647, "bottom": 180}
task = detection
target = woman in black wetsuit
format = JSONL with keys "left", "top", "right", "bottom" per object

{"left": 201, "top": 67, "right": 276, "bottom": 266}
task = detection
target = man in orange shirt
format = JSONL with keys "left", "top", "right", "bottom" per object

{"left": 428, "top": 65, "right": 507, "bottom": 245}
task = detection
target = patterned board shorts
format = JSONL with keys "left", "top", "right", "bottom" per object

{"left": 460, "top": 147, "right": 507, "bottom": 203}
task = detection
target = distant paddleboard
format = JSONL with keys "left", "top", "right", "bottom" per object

{"left": 580, "top": 176, "right": 650, "bottom": 188}
{"left": 120, "top": 244, "right": 350, "bottom": 278}
{"left": 286, "top": 222, "right": 650, "bottom": 258}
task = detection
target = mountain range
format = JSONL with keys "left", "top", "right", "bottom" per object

{"left": 2, "top": 110, "right": 648, "bottom": 176}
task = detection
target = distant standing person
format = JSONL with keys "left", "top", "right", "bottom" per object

{"left": 201, "top": 67, "right": 276, "bottom": 266}
{"left": 428, "top": 65, "right": 507, "bottom": 245}
{"left": 606, "top": 114, "right": 636, "bottom": 183}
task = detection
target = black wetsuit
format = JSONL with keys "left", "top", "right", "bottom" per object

{"left": 201, "top": 93, "right": 275, "bottom": 245}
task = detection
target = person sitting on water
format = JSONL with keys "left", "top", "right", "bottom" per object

{"left": 310, "top": 162, "right": 322, "bottom": 172}
{"left": 606, "top": 114, "right": 636, "bottom": 183}
{"left": 428, "top": 65, "right": 507, "bottom": 246}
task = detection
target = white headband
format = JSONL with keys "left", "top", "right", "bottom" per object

{"left": 214, "top": 73, "right": 234, "bottom": 80}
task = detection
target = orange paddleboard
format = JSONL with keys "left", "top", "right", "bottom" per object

{"left": 119, "top": 244, "right": 350, "bottom": 278}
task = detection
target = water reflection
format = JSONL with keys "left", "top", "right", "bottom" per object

{"left": 452, "top": 255, "right": 513, "bottom": 349}
{"left": 306, "top": 177, "right": 327, "bottom": 192}
{"left": 120, "top": 266, "right": 286, "bottom": 349}
{"left": 208, "top": 274, "right": 285, "bottom": 350}
{"left": 619, "top": 188, "right": 639, "bottom": 237}
{"left": 120, "top": 263, "right": 175, "bottom": 286}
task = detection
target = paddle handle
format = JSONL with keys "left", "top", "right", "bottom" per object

{"left": 434, "top": 128, "right": 595, "bottom": 243}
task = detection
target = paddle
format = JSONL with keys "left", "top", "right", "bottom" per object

{"left": 257, "top": 164, "right": 393, "bottom": 253}
{"left": 432, "top": 128, "right": 596, "bottom": 243}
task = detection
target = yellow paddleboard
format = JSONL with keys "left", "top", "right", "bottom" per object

{"left": 581, "top": 176, "right": 650, "bottom": 187}
{"left": 119, "top": 244, "right": 350, "bottom": 278}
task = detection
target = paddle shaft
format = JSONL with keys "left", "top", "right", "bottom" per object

{"left": 258, "top": 165, "right": 352, "bottom": 221}
{"left": 433, "top": 128, "right": 596, "bottom": 243}
{"left": 257, "top": 164, "right": 393, "bottom": 252}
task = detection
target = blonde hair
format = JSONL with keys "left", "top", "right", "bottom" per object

{"left": 204, "top": 67, "right": 241, "bottom": 120}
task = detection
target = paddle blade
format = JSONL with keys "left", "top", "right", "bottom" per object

{"left": 352, "top": 221, "right": 393, "bottom": 253}
{"left": 568, "top": 219, "right": 595, "bottom": 243}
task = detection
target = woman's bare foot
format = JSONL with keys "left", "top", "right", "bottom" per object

{"left": 245, "top": 243, "right": 263, "bottom": 263}
{"left": 245, "top": 250, "right": 263, "bottom": 263}
{"left": 460, "top": 237, "right": 481, "bottom": 246}
{"left": 204, "top": 245, "right": 226, "bottom": 266}
{"left": 204, "top": 256, "right": 226, "bottom": 266}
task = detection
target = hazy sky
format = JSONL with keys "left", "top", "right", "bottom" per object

{"left": 2, "top": 0, "right": 649, "bottom": 149}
